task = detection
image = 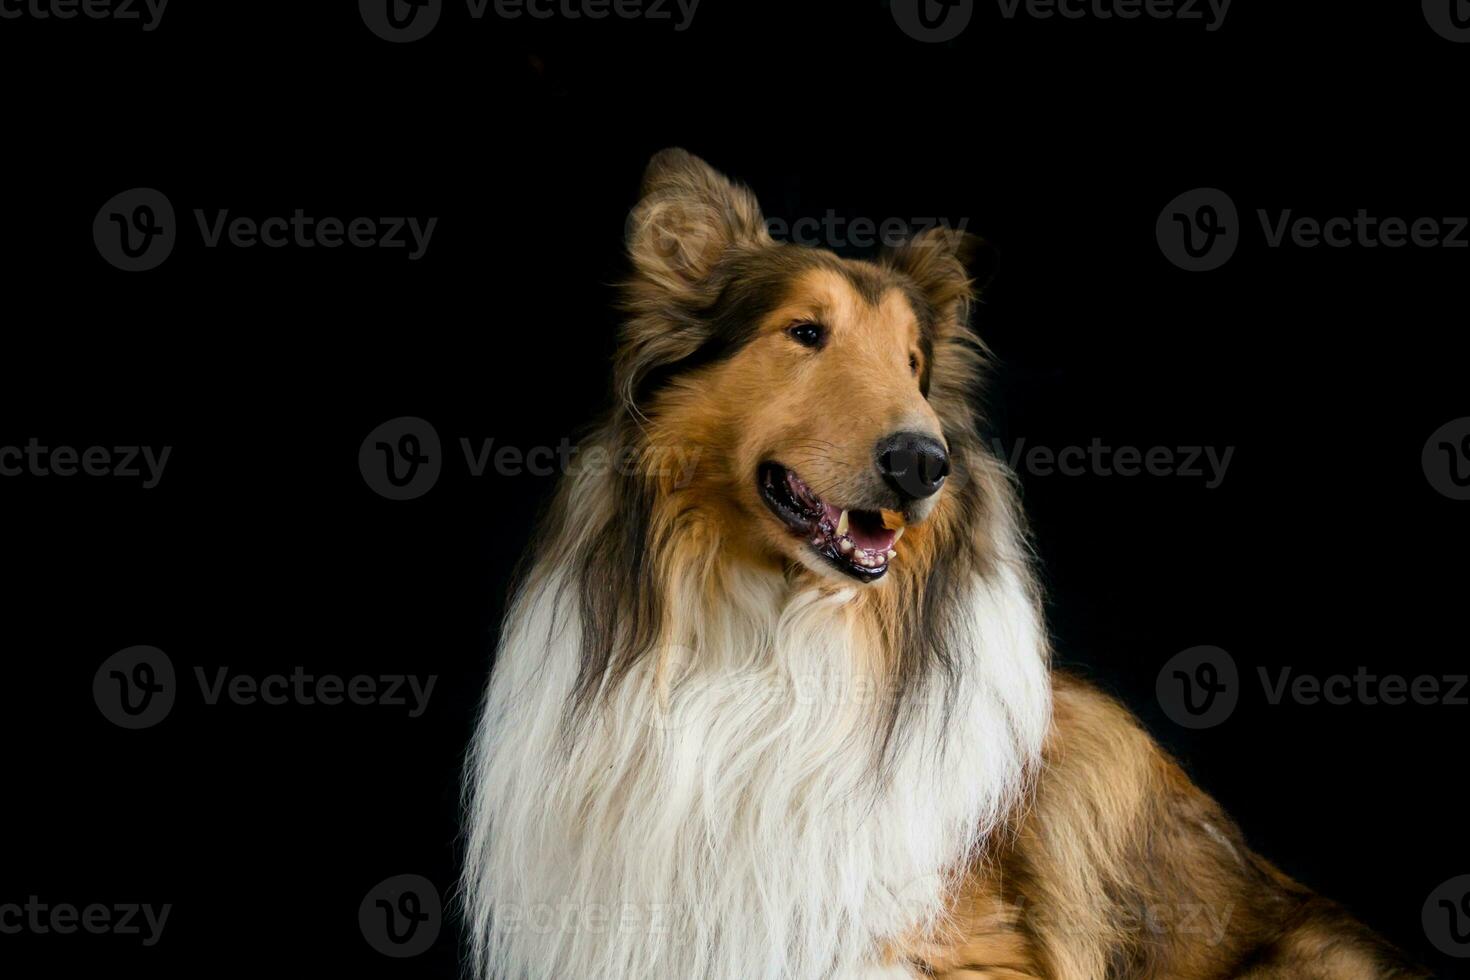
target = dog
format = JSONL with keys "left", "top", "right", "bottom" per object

{"left": 462, "top": 149, "right": 1425, "bottom": 979}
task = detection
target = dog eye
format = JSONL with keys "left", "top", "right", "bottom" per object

{"left": 909, "top": 353, "right": 920, "bottom": 375}
{"left": 788, "top": 322, "right": 826, "bottom": 349}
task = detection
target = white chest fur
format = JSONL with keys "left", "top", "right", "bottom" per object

{"left": 464, "top": 562, "right": 1050, "bottom": 980}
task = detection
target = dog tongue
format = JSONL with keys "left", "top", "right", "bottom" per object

{"left": 821, "top": 503, "right": 897, "bottom": 551}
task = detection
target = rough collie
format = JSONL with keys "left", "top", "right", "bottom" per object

{"left": 462, "top": 150, "right": 1423, "bottom": 979}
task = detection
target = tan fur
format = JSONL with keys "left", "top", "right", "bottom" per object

{"left": 892, "top": 676, "right": 1427, "bottom": 979}
{"left": 643, "top": 264, "right": 939, "bottom": 578}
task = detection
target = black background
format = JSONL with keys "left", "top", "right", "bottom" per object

{"left": 2, "top": 0, "right": 1467, "bottom": 976}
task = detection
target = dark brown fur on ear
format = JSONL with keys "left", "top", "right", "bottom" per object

{"left": 882, "top": 227, "right": 996, "bottom": 324}
{"left": 626, "top": 148, "right": 771, "bottom": 294}
{"left": 615, "top": 149, "right": 777, "bottom": 412}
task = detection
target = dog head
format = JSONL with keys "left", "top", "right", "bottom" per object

{"left": 619, "top": 148, "right": 990, "bottom": 585}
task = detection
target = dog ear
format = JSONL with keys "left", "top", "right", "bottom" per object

{"left": 883, "top": 227, "right": 997, "bottom": 319}
{"left": 626, "top": 148, "right": 771, "bottom": 293}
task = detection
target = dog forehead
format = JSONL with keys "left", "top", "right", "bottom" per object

{"left": 778, "top": 265, "right": 920, "bottom": 345}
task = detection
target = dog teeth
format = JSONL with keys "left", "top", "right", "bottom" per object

{"left": 836, "top": 509, "right": 849, "bottom": 536}
{"left": 892, "top": 526, "right": 904, "bottom": 543}
{"left": 839, "top": 539, "right": 854, "bottom": 553}
{"left": 887, "top": 549, "right": 897, "bottom": 560}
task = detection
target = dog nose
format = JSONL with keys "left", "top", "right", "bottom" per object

{"left": 876, "top": 432, "right": 950, "bottom": 500}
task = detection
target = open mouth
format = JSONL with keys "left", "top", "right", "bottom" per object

{"left": 758, "top": 462, "right": 902, "bottom": 582}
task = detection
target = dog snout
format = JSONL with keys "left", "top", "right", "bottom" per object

{"left": 876, "top": 432, "right": 950, "bottom": 501}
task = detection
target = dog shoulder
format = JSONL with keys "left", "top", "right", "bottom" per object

{"left": 906, "top": 673, "right": 1428, "bottom": 979}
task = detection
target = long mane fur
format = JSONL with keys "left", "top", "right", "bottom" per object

{"left": 462, "top": 150, "right": 1053, "bottom": 980}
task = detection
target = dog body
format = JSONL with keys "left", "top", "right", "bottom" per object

{"left": 462, "top": 150, "right": 1422, "bottom": 979}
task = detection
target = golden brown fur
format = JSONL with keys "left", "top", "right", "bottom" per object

{"left": 895, "top": 675, "right": 1427, "bottom": 978}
